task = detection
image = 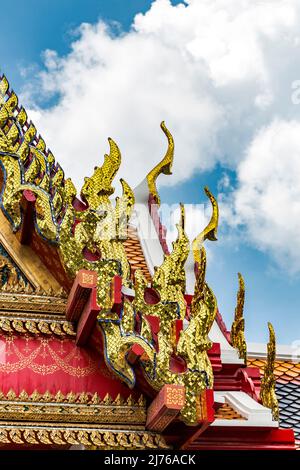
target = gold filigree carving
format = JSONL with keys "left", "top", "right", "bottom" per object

{"left": 0, "top": 316, "right": 75, "bottom": 337}
{"left": 231, "top": 273, "right": 247, "bottom": 363}
{"left": 0, "top": 423, "right": 168, "bottom": 449}
{"left": 260, "top": 323, "right": 279, "bottom": 421}
{"left": 0, "top": 389, "right": 146, "bottom": 425}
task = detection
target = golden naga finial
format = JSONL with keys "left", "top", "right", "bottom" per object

{"left": 192, "top": 186, "right": 219, "bottom": 264}
{"left": 260, "top": 322, "right": 279, "bottom": 421}
{"left": 231, "top": 273, "right": 247, "bottom": 363}
{"left": 146, "top": 121, "right": 174, "bottom": 206}
{"left": 81, "top": 137, "right": 121, "bottom": 209}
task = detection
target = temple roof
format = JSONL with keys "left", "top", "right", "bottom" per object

{"left": 0, "top": 73, "right": 296, "bottom": 449}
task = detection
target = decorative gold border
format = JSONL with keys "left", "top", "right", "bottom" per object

{"left": 0, "top": 316, "right": 75, "bottom": 337}
{"left": 0, "top": 290, "right": 67, "bottom": 315}
{"left": 0, "top": 389, "right": 145, "bottom": 405}
{"left": 0, "top": 422, "right": 168, "bottom": 448}
{"left": 0, "top": 390, "right": 146, "bottom": 426}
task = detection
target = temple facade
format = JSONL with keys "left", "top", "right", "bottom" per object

{"left": 0, "top": 74, "right": 297, "bottom": 450}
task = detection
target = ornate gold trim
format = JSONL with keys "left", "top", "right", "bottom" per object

{"left": 0, "top": 390, "right": 146, "bottom": 426}
{"left": 0, "top": 422, "right": 167, "bottom": 448}
{"left": 0, "top": 316, "right": 75, "bottom": 337}
{"left": 0, "top": 389, "right": 145, "bottom": 405}
{"left": 0, "top": 290, "right": 67, "bottom": 315}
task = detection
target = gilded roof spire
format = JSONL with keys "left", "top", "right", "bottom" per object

{"left": 231, "top": 273, "right": 247, "bottom": 363}
{"left": 260, "top": 322, "right": 279, "bottom": 421}
{"left": 146, "top": 121, "right": 174, "bottom": 206}
{"left": 192, "top": 186, "right": 219, "bottom": 263}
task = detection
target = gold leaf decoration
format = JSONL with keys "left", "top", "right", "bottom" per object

{"left": 146, "top": 121, "right": 174, "bottom": 206}
{"left": 192, "top": 186, "right": 219, "bottom": 264}
{"left": 260, "top": 323, "right": 279, "bottom": 421}
{"left": 23, "top": 430, "right": 39, "bottom": 444}
{"left": 231, "top": 273, "right": 247, "bottom": 363}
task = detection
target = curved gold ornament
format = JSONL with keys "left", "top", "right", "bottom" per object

{"left": 80, "top": 137, "right": 121, "bottom": 208}
{"left": 0, "top": 75, "right": 243, "bottom": 429}
{"left": 260, "top": 322, "right": 279, "bottom": 421}
{"left": 146, "top": 121, "right": 174, "bottom": 205}
{"left": 0, "top": 76, "right": 135, "bottom": 306}
{"left": 192, "top": 186, "right": 219, "bottom": 264}
{"left": 231, "top": 273, "right": 247, "bottom": 363}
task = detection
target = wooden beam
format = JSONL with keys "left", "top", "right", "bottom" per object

{"left": 146, "top": 384, "right": 185, "bottom": 432}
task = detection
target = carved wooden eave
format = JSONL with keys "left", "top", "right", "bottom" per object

{"left": 0, "top": 210, "right": 62, "bottom": 292}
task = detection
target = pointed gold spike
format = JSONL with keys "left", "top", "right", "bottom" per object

{"left": 66, "top": 392, "right": 77, "bottom": 403}
{"left": 103, "top": 393, "right": 113, "bottom": 405}
{"left": 138, "top": 395, "right": 146, "bottom": 407}
{"left": 55, "top": 391, "right": 65, "bottom": 402}
{"left": 113, "top": 393, "right": 123, "bottom": 406}
{"left": 91, "top": 392, "right": 100, "bottom": 405}
{"left": 6, "top": 389, "right": 17, "bottom": 400}
{"left": 78, "top": 392, "right": 89, "bottom": 404}
{"left": 18, "top": 390, "right": 29, "bottom": 401}
{"left": 42, "top": 391, "right": 53, "bottom": 402}
{"left": 30, "top": 390, "right": 42, "bottom": 402}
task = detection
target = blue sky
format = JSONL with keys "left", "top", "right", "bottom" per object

{"left": 1, "top": 0, "right": 300, "bottom": 345}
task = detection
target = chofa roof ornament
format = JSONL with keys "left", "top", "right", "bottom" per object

{"left": 146, "top": 121, "right": 174, "bottom": 206}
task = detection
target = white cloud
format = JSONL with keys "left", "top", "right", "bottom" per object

{"left": 19, "top": 0, "right": 300, "bottom": 273}
{"left": 225, "top": 119, "right": 300, "bottom": 274}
